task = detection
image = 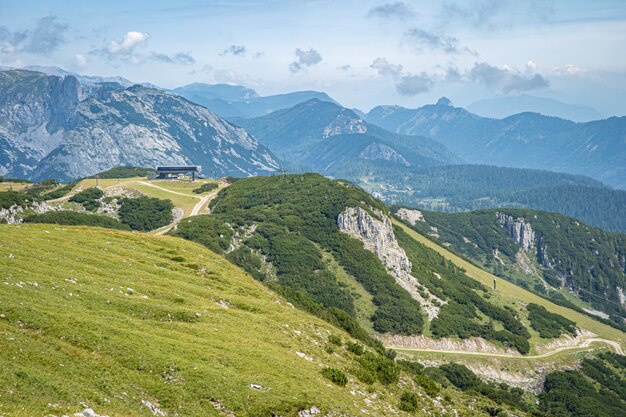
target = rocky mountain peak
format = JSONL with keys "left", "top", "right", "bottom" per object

{"left": 436, "top": 97, "right": 453, "bottom": 107}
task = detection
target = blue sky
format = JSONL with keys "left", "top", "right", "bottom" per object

{"left": 1, "top": 0, "right": 626, "bottom": 113}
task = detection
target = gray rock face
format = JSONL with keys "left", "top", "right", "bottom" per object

{"left": 322, "top": 113, "right": 367, "bottom": 138}
{"left": 496, "top": 212, "right": 536, "bottom": 251}
{"left": 337, "top": 206, "right": 444, "bottom": 320}
{"left": 0, "top": 70, "right": 279, "bottom": 181}
{"left": 395, "top": 208, "right": 425, "bottom": 225}
{"left": 359, "top": 143, "right": 410, "bottom": 166}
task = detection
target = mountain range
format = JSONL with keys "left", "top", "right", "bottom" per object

{"left": 366, "top": 98, "right": 626, "bottom": 189}
{"left": 237, "top": 98, "right": 460, "bottom": 174}
{"left": 173, "top": 82, "right": 338, "bottom": 120}
{"left": 0, "top": 69, "right": 278, "bottom": 181}
{"left": 467, "top": 94, "right": 604, "bottom": 122}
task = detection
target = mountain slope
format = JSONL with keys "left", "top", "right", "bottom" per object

{"left": 173, "top": 83, "right": 338, "bottom": 119}
{"left": 394, "top": 207, "right": 626, "bottom": 325}
{"left": 238, "top": 99, "right": 460, "bottom": 173}
{"left": 0, "top": 224, "right": 428, "bottom": 416}
{"left": 0, "top": 70, "right": 279, "bottom": 181}
{"left": 169, "top": 174, "right": 626, "bottom": 358}
{"left": 346, "top": 163, "right": 626, "bottom": 233}
{"left": 366, "top": 99, "right": 626, "bottom": 189}
{"left": 467, "top": 95, "right": 604, "bottom": 122}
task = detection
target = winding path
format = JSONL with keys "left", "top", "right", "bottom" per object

{"left": 392, "top": 337, "right": 624, "bottom": 358}
{"left": 151, "top": 184, "right": 224, "bottom": 236}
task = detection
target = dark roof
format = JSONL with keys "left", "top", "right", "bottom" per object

{"left": 156, "top": 166, "right": 198, "bottom": 173}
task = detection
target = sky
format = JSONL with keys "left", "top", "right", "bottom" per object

{"left": 1, "top": 0, "right": 626, "bottom": 113}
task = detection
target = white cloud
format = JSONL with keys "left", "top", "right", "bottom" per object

{"left": 552, "top": 64, "right": 587, "bottom": 76}
{"left": 367, "top": 2, "right": 416, "bottom": 20}
{"left": 468, "top": 62, "right": 549, "bottom": 93}
{"left": 396, "top": 73, "right": 433, "bottom": 95}
{"left": 106, "top": 31, "right": 149, "bottom": 56}
{"left": 370, "top": 57, "right": 403, "bottom": 78}
{"left": 290, "top": 48, "right": 323, "bottom": 73}
{"left": 74, "top": 53, "right": 87, "bottom": 68}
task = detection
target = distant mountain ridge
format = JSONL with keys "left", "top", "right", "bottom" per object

{"left": 467, "top": 94, "right": 604, "bottom": 122}
{"left": 237, "top": 98, "right": 460, "bottom": 174}
{"left": 173, "top": 83, "right": 338, "bottom": 120}
{"left": 0, "top": 69, "right": 279, "bottom": 181}
{"left": 366, "top": 99, "right": 626, "bottom": 189}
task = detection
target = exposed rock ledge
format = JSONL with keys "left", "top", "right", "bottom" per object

{"left": 496, "top": 212, "right": 536, "bottom": 251}
{"left": 337, "top": 206, "right": 445, "bottom": 320}
{"left": 395, "top": 208, "right": 424, "bottom": 225}
{"left": 380, "top": 334, "right": 518, "bottom": 355}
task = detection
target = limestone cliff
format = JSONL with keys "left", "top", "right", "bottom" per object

{"left": 337, "top": 206, "right": 445, "bottom": 320}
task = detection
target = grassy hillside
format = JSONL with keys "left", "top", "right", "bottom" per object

{"left": 0, "top": 224, "right": 447, "bottom": 417}
{"left": 394, "top": 208, "right": 626, "bottom": 325}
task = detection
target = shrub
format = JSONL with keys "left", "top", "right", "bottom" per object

{"left": 415, "top": 374, "right": 441, "bottom": 397}
{"left": 346, "top": 342, "right": 364, "bottom": 356}
{"left": 24, "top": 212, "right": 130, "bottom": 230}
{"left": 118, "top": 196, "right": 174, "bottom": 231}
{"left": 527, "top": 303, "right": 576, "bottom": 339}
{"left": 69, "top": 188, "right": 104, "bottom": 211}
{"left": 439, "top": 363, "right": 481, "bottom": 391}
{"left": 356, "top": 352, "right": 400, "bottom": 385}
{"left": 43, "top": 181, "right": 77, "bottom": 200}
{"left": 192, "top": 182, "right": 218, "bottom": 194}
{"left": 398, "top": 360, "right": 424, "bottom": 376}
{"left": 328, "top": 334, "right": 342, "bottom": 346}
{"left": 90, "top": 166, "right": 153, "bottom": 179}
{"left": 321, "top": 367, "right": 348, "bottom": 386}
{"left": 399, "top": 391, "right": 419, "bottom": 412}
{"left": 0, "top": 191, "right": 37, "bottom": 209}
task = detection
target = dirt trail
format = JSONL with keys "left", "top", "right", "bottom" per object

{"left": 153, "top": 184, "right": 225, "bottom": 236}
{"left": 137, "top": 181, "right": 197, "bottom": 198}
{"left": 392, "top": 337, "right": 624, "bottom": 358}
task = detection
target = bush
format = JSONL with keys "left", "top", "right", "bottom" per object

{"left": 321, "top": 367, "right": 348, "bottom": 386}
{"left": 346, "top": 342, "right": 364, "bottom": 356}
{"left": 527, "top": 303, "right": 576, "bottom": 339}
{"left": 356, "top": 352, "right": 400, "bottom": 385}
{"left": 398, "top": 391, "right": 419, "bottom": 412}
{"left": 415, "top": 374, "right": 441, "bottom": 397}
{"left": 24, "top": 212, "right": 130, "bottom": 230}
{"left": 90, "top": 166, "right": 153, "bottom": 179}
{"left": 118, "top": 196, "right": 174, "bottom": 231}
{"left": 43, "top": 181, "right": 77, "bottom": 200}
{"left": 69, "top": 188, "right": 104, "bottom": 211}
{"left": 0, "top": 191, "right": 37, "bottom": 210}
{"left": 192, "top": 182, "right": 218, "bottom": 194}
{"left": 0, "top": 177, "right": 31, "bottom": 183}
{"left": 439, "top": 363, "right": 481, "bottom": 391}
{"left": 328, "top": 334, "right": 342, "bottom": 346}
{"left": 398, "top": 360, "right": 424, "bottom": 376}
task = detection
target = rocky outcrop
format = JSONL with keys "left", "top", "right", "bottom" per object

{"left": 380, "top": 333, "right": 518, "bottom": 355}
{"left": 337, "top": 206, "right": 445, "bottom": 320}
{"left": 496, "top": 212, "right": 536, "bottom": 251}
{"left": 396, "top": 208, "right": 424, "bottom": 225}
{"left": 359, "top": 143, "right": 410, "bottom": 166}
{"left": 322, "top": 113, "right": 367, "bottom": 138}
